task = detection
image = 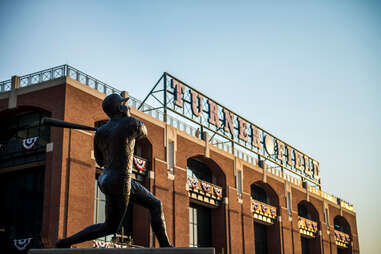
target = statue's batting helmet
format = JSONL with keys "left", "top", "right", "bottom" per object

{"left": 102, "top": 94, "right": 129, "bottom": 117}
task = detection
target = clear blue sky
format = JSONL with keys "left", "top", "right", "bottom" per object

{"left": 1, "top": 1, "right": 380, "bottom": 253}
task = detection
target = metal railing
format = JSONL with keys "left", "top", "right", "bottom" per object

{"left": 298, "top": 216, "right": 319, "bottom": 237}
{"left": 0, "top": 64, "right": 121, "bottom": 95}
{"left": 251, "top": 198, "right": 277, "bottom": 224}
{"left": 0, "top": 79, "right": 11, "bottom": 93}
{"left": 187, "top": 176, "right": 224, "bottom": 201}
{"left": 334, "top": 230, "right": 351, "bottom": 248}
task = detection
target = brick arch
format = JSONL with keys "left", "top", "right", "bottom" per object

{"left": 15, "top": 102, "right": 59, "bottom": 118}
{"left": 0, "top": 105, "right": 52, "bottom": 117}
{"left": 297, "top": 200, "right": 320, "bottom": 222}
{"left": 187, "top": 154, "right": 227, "bottom": 253}
{"left": 334, "top": 215, "right": 351, "bottom": 235}
{"left": 250, "top": 180, "right": 280, "bottom": 209}
{"left": 135, "top": 137, "right": 152, "bottom": 162}
{"left": 187, "top": 154, "right": 226, "bottom": 188}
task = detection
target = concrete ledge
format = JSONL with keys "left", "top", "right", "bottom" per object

{"left": 29, "top": 248, "right": 215, "bottom": 254}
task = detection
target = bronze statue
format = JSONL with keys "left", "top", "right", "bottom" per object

{"left": 56, "top": 93, "right": 172, "bottom": 248}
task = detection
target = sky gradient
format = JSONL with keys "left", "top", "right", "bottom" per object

{"left": 1, "top": 1, "right": 380, "bottom": 253}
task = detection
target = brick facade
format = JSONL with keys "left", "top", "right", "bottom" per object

{"left": 0, "top": 74, "right": 359, "bottom": 254}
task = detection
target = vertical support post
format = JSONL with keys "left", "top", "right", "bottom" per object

{"left": 63, "top": 128, "right": 72, "bottom": 238}
{"left": 163, "top": 73, "right": 168, "bottom": 123}
{"left": 11, "top": 75, "right": 20, "bottom": 90}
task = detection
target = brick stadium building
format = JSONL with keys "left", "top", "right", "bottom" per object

{"left": 0, "top": 65, "right": 359, "bottom": 254}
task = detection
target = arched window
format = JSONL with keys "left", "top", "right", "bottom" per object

{"left": 187, "top": 157, "right": 212, "bottom": 182}
{"left": 187, "top": 156, "right": 226, "bottom": 253}
{"left": 0, "top": 108, "right": 50, "bottom": 250}
{"left": 250, "top": 181, "right": 280, "bottom": 254}
{"left": 334, "top": 216, "right": 351, "bottom": 254}
{"left": 297, "top": 201, "right": 321, "bottom": 254}
{"left": 0, "top": 109, "right": 51, "bottom": 168}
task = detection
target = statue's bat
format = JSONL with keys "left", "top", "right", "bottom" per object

{"left": 41, "top": 117, "right": 97, "bottom": 131}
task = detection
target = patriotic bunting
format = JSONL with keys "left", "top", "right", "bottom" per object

{"left": 214, "top": 187, "right": 222, "bottom": 198}
{"left": 189, "top": 178, "right": 199, "bottom": 190}
{"left": 270, "top": 207, "right": 275, "bottom": 216}
{"left": 22, "top": 137, "right": 39, "bottom": 150}
{"left": 201, "top": 182, "right": 211, "bottom": 193}
{"left": 93, "top": 240, "right": 110, "bottom": 248}
{"left": 252, "top": 201, "right": 259, "bottom": 211}
{"left": 261, "top": 204, "right": 268, "bottom": 213}
{"left": 312, "top": 222, "right": 318, "bottom": 231}
{"left": 93, "top": 240, "right": 128, "bottom": 248}
{"left": 133, "top": 157, "right": 146, "bottom": 171}
{"left": 13, "top": 238, "right": 32, "bottom": 251}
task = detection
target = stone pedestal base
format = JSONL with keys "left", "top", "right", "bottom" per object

{"left": 29, "top": 248, "right": 215, "bottom": 254}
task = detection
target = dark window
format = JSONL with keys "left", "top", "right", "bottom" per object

{"left": 0, "top": 167, "right": 45, "bottom": 249}
{"left": 254, "top": 222, "right": 268, "bottom": 254}
{"left": 187, "top": 158, "right": 212, "bottom": 183}
{"left": 0, "top": 111, "right": 50, "bottom": 168}
{"left": 298, "top": 202, "right": 316, "bottom": 221}
{"left": 93, "top": 180, "right": 112, "bottom": 242}
{"left": 189, "top": 203, "right": 211, "bottom": 247}
{"left": 301, "top": 237, "right": 310, "bottom": 254}
{"left": 251, "top": 184, "right": 267, "bottom": 203}
{"left": 337, "top": 247, "right": 347, "bottom": 254}
{"left": 93, "top": 180, "right": 133, "bottom": 243}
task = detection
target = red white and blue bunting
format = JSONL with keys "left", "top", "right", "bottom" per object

{"left": 133, "top": 157, "right": 146, "bottom": 171}
{"left": 270, "top": 207, "right": 277, "bottom": 216}
{"left": 93, "top": 240, "right": 128, "bottom": 248}
{"left": 93, "top": 240, "right": 110, "bottom": 248}
{"left": 22, "top": 137, "right": 39, "bottom": 150}
{"left": 201, "top": 182, "right": 211, "bottom": 193}
{"left": 189, "top": 178, "right": 199, "bottom": 190}
{"left": 13, "top": 238, "right": 32, "bottom": 251}
{"left": 252, "top": 201, "right": 260, "bottom": 211}
{"left": 214, "top": 187, "right": 222, "bottom": 198}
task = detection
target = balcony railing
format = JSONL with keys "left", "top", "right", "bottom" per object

{"left": 187, "top": 177, "right": 223, "bottom": 206}
{"left": 298, "top": 216, "right": 319, "bottom": 238}
{"left": 250, "top": 199, "right": 277, "bottom": 225}
{"left": 334, "top": 230, "right": 351, "bottom": 248}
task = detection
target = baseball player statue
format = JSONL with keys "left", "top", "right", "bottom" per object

{"left": 56, "top": 93, "right": 172, "bottom": 248}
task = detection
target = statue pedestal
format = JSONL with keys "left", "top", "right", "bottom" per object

{"left": 29, "top": 248, "right": 215, "bottom": 254}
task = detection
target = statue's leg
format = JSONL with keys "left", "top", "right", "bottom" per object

{"left": 56, "top": 194, "right": 127, "bottom": 248}
{"left": 130, "top": 179, "right": 172, "bottom": 247}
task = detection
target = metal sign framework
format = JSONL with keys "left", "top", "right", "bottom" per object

{"left": 139, "top": 72, "right": 321, "bottom": 188}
